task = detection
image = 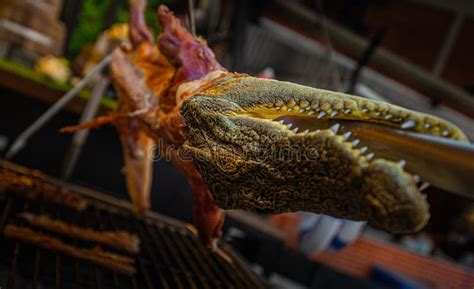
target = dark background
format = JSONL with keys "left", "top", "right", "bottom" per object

{"left": 0, "top": 88, "right": 194, "bottom": 223}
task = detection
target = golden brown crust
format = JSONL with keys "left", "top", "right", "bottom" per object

{"left": 4, "top": 225, "right": 135, "bottom": 275}
{"left": 18, "top": 213, "right": 140, "bottom": 253}
{"left": 0, "top": 169, "right": 87, "bottom": 211}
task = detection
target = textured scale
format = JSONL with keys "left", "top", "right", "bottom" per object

{"left": 64, "top": 2, "right": 468, "bottom": 247}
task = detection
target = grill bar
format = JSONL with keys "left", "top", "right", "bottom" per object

{"left": 7, "top": 243, "right": 20, "bottom": 289}
{"left": 169, "top": 231, "right": 211, "bottom": 289}
{"left": 186, "top": 233, "right": 235, "bottom": 286}
{"left": 133, "top": 223, "right": 171, "bottom": 289}
{"left": 0, "top": 160, "right": 264, "bottom": 289}
{"left": 0, "top": 196, "right": 12, "bottom": 230}
{"left": 179, "top": 232, "right": 223, "bottom": 288}
{"left": 33, "top": 249, "right": 41, "bottom": 289}
{"left": 142, "top": 222, "right": 184, "bottom": 289}
{"left": 56, "top": 255, "right": 61, "bottom": 289}
{"left": 155, "top": 226, "right": 199, "bottom": 289}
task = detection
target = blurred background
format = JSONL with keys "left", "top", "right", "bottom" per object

{"left": 1, "top": 0, "right": 474, "bottom": 288}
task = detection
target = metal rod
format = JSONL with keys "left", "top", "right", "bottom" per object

{"left": 62, "top": 76, "right": 110, "bottom": 180}
{"left": 171, "top": 232, "right": 210, "bottom": 289}
{"left": 188, "top": 0, "right": 196, "bottom": 35}
{"left": 0, "top": 196, "right": 12, "bottom": 230}
{"left": 185, "top": 234, "right": 232, "bottom": 285}
{"left": 5, "top": 53, "right": 112, "bottom": 159}
{"left": 56, "top": 255, "right": 61, "bottom": 289}
{"left": 432, "top": 12, "right": 464, "bottom": 76}
{"left": 32, "top": 249, "right": 41, "bottom": 289}
{"left": 147, "top": 224, "right": 185, "bottom": 289}
{"left": 180, "top": 233, "right": 222, "bottom": 288}
{"left": 7, "top": 244, "right": 20, "bottom": 289}
{"left": 347, "top": 28, "right": 386, "bottom": 94}
{"left": 158, "top": 227, "right": 198, "bottom": 288}
{"left": 133, "top": 220, "right": 171, "bottom": 289}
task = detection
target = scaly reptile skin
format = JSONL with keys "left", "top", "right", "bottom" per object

{"left": 181, "top": 74, "right": 467, "bottom": 234}
{"left": 66, "top": 2, "right": 468, "bottom": 247}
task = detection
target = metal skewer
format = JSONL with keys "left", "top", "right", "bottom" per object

{"left": 187, "top": 0, "right": 196, "bottom": 35}
{"left": 5, "top": 53, "right": 113, "bottom": 160}
{"left": 62, "top": 75, "right": 110, "bottom": 180}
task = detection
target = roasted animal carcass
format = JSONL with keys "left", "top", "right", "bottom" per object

{"left": 65, "top": 0, "right": 468, "bottom": 248}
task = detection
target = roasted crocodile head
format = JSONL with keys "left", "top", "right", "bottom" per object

{"left": 64, "top": 2, "right": 469, "bottom": 240}
{"left": 180, "top": 74, "right": 469, "bottom": 234}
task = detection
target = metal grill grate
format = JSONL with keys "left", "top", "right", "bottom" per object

{"left": 0, "top": 160, "right": 265, "bottom": 289}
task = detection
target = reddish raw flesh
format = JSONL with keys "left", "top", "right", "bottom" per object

{"left": 64, "top": 2, "right": 226, "bottom": 247}
{"left": 122, "top": 2, "right": 226, "bottom": 248}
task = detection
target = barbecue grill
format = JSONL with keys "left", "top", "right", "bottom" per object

{"left": 0, "top": 160, "right": 265, "bottom": 289}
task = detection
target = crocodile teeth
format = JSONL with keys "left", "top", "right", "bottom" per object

{"left": 299, "top": 109, "right": 306, "bottom": 113}
{"left": 351, "top": 139, "right": 360, "bottom": 147}
{"left": 401, "top": 120, "right": 416, "bottom": 129}
{"left": 292, "top": 127, "right": 299, "bottom": 133}
{"left": 385, "top": 114, "right": 393, "bottom": 120}
{"left": 330, "top": 123, "right": 340, "bottom": 133}
{"left": 344, "top": 109, "right": 352, "bottom": 115}
{"left": 398, "top": 159, "right": 406, "bottom": 168}
{"left": 287, "top": 108, "right": 293, "bottom": 112}
{"left": 317, "top": 111, "right": 327, "bottom": 119}
{"left": 359, "top": 146, "right": 368, "bottom": 154}
{"left": 342, "top": 131, "right": 351, "bottom": 140}
{"left": 442, "top": 130, "right": 449, "bottom": 136}
{"left": 362, "top": 108, "right": 368, "bottom": 113}
{"left": 424, "top": 123, "right": 430, "bottom": 129}
{"left": 413, "top": 174, "right": 420, "bottom": 182}
{"left": 278, "top": 120, "right": 285, "bottom": 124}
{"left": 330, "top": 111, "right": 338, "bottom": 117}
{"left": 286, "top": 123, "right": 293, "bottom": 129}
{"left": 419, "top": 182, "right": 430, "bottom": 191}
{"left": 303, "top": 129, "right": 309, "bottom": 134}
{"left": 308, "top": 111, "right": 315, "bottom": 116}
{"left": 366, "top": 153, "right": 375, "bottom": 160}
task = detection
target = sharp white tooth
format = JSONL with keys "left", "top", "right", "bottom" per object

{"left": 344, "top": 109, "right": 352, "bottom": 114}
{"left": 292, "top": 127, "right": 299, "bottom": 133}
{"left": 424, "top": 123, "right": 430, "bottom": 129}
{"left": 366, "top": 153, "right": 374, "bottom": 160}
{"left": 308, "top": 110, "right": 315, "bottom": 115}
{"left": 299, "top": 108, "right": 306, "bottom": 113}
{"left": 419, "top": 182, "right": 430, "bottom": 191}
{"left": 362, "top": 108, "right": 368, "bottom": 113}
{"left": 278, "top": 120, "right": 285, "bottom": 124}
{"left": 286, "top": 123, "right": 293, "bottom": 129}
{"left": 442, "top": 130, "right": 449, "bottom": 136}
{"left": 401, "top": 120, "right": 416, "bottom": 129}
{"left": 398, "top": 159, "right": 406, "bottom": 168}
{"left": 413, "top": 174, "right": 420, "bottom": 182}
{"left": 385, "top": 114, "right": 393, "bottom": 120}
{"left": 375, "top": 112, "right": 381, "bottom": 116}
{"left": 342, "top": 131, "right": 351, "bottom": 140}
{"left": 359, "top": 146, "right": 368, "bottom": 154}
{"left": 315, "top": 129, "right": 320, "bottom": 133}
{"left": 317, "top": 111, "right": 327, "bottom": 119}
{"left": 287, "top": 108, "right": 293, "bottom": 112}
{"left": 303, "top": 129, "right": 309, "bottom": 134}
{"left": 352, "top": 139, "right": 360, "bottom": 147}
{"left": 330, "top": 123, "right": 340, "bottom": 133}
{"left": 330, "top": 111, "right": 338, "bottom": 117}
